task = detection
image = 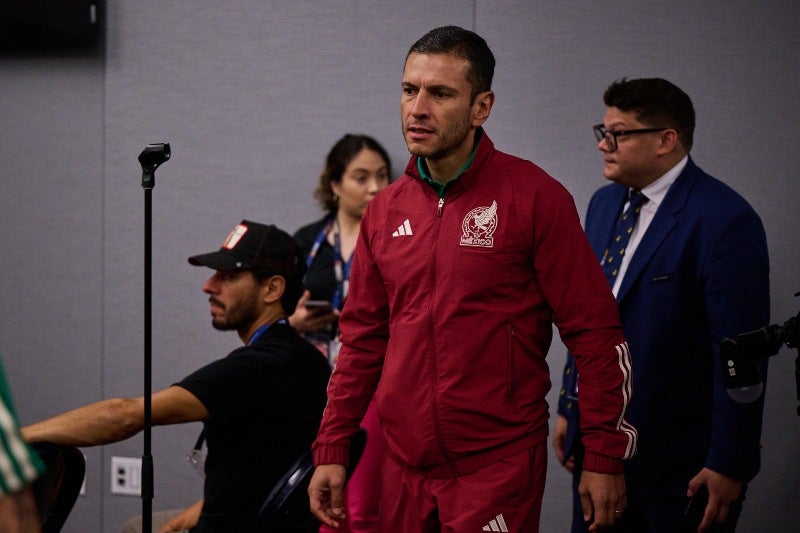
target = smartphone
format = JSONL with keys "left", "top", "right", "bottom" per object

{"left": 683, "top": 485, "right": 709, "bottom": 532}
{"left": 304, "top": 300, "right": 333, "bottom": 311}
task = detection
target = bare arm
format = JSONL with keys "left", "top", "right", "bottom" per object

{"left": 22, "top": 386, "right": 208, "bottom": 447}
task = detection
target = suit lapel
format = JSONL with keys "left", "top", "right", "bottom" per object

{"left": 616, "top": 158, "right": 697, "bottom": 303}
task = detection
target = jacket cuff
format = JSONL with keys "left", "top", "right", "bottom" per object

{"left": 312, "top": 443, "right": 351, "bottom": 467}
{"left": 705, "top": 451, "right": 760, "bottom": 483}
{"left": 582, "top": 451, "right": 625, "bottom": 475}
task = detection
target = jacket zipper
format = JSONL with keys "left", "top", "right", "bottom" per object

{"left": 430, "top": 194, "right": 456, "bottom": 470}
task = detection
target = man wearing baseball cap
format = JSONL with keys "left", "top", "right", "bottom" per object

{"left": 23, "top": 220, "right": 331, "bottom": 532}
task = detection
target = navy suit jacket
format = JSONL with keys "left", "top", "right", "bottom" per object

{"left": 559, "top": 157, "right": 769, "bottom": 497}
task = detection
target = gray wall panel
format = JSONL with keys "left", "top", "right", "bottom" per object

{"left": 1, "top": 1, "right": 796, "bottom": 531}
{"left": 0, "top": 50, "right": 105, "bottom": 531}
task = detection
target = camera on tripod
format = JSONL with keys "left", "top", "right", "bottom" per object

{"left": 721, "top": 292, "right": 800, "bottom": 412}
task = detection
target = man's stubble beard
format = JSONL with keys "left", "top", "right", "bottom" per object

{"left": 211, "top": 293, "right": 261, "bottom": 333}
{"left": 403, "top": 109, "right": 473, "bottom": 162}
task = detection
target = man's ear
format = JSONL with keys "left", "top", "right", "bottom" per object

{"left": 471, "top": 90, "right": 494, "bottom": 127}
{"left": 261, "top": 275, "right": 286, "bottom": 304}
{"left": 657, "top": 128, "right": 680, "bottom": 155}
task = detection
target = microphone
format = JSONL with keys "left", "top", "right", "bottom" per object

{"left": 138, "top": 142, "right": 171, "bottom": 189}
{"left": 721, "top": 338, "right": 763, "bottom": 403}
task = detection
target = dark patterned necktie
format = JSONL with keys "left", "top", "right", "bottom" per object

{"left": 600, "top": 190, "right": 648, "bottom": 285}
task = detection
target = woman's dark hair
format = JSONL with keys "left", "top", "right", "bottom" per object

{"left": 314, "top": 134, "right": 392, "bottom": 212}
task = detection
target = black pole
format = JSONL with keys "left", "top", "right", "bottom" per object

{"left": 142, "top": 186, "right": 154, "bottom": 533}
{"left": 138, "top": 143, "right": 171, "bottom": 533}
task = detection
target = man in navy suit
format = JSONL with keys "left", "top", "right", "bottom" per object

{"left": 552, "top": 78, "right": 770, "bottom": 532}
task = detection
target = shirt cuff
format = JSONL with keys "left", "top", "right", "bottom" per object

{"left": 582, "top": 451, "right": 625, "bottom": 475}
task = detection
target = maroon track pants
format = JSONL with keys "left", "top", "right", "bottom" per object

{"left": 380, "top": 441, "right": 547, "bottom": 532}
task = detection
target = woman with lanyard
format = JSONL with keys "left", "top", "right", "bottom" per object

{"left": 291, "top": 134, "right": 391, "bottom": 533}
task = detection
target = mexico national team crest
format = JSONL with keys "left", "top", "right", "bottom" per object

{"left": 460, "top": 200, "right": 498, "bottom": 248}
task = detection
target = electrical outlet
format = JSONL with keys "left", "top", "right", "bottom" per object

{"left": 111, "top": 456, "right": 141, "bottom": 496}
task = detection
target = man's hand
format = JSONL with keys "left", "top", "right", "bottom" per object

{"left": 577, "top": 470, "right": 626, "bottom": 531}
{"left": 687, "top": 467, "right": 742, "bottom": 532}
{"left": 552, "top": 414, "right": 575, "bottom": 472}
{"left": 308, "top": 464, "right": 347, "bottom": 528}
{"left": 159, "top": 500, "right": 203, "bottom": 533}
{"left": 0, "top": 485, "right": 40, "bottom": 533}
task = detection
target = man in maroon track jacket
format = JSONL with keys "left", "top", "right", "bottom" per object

{"left": 309, "top": 25, "right": 637, "bottom": 533}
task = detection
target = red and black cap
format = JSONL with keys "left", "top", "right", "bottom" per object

{"left": 188, "top": 220, "right": 302, "bottom": 278}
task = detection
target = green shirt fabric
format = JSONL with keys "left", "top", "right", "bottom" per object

{"left": 0, "top": 358, "right": 44, "bottom": 495}
{"left": 417, "top": 131, "right": 481, "bottom": 198}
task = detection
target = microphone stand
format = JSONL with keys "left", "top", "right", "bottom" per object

{"left": 138, "top": 144, "right": 171, "bottom": 533}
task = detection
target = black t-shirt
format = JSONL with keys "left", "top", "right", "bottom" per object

{"left": 177, "top": 323, "right": 330, "bottom": 532}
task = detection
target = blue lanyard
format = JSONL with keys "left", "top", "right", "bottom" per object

{"left": 305, "top": 215, "right": 334, "bottom": 272}
{"left": 305, "top": 215, "right": 353, "bottom": 311}
{"left": 248, "top": 317, "right": 288, "bottom": 345}
{"left": 331, "top": 225, "right": 353, "bottom": 311}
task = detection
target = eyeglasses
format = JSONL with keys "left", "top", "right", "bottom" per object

{"left": 593, "top": 124, "right": 669, "bottom": 152}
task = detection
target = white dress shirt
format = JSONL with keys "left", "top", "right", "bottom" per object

{"left": 611, "top": 156, "right": 688, "bottom": 296}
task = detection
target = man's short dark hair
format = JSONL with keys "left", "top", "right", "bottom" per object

{"left": 603, "top": 77, "right": 695, "bottom": 152}
{"left": 407, "top": 25, "right": 495, "bottom": 102}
